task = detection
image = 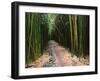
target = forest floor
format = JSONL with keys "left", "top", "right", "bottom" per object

{"left": 26, "top": 41, "right": 89, "bottom": 68}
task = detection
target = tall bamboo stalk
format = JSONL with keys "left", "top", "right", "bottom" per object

{"left": 69, "top": 15, "right": 73, "bottom": 51}
{"left": 74, "top": 15, "right": 78, "bottom": 53}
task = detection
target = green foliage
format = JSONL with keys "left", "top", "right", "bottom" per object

{"left": 25, "top": 13, "right": 89, "bottom": 65}
{"left": 25, "top": 13, "right": 42, "bottom": 65}
{"left": 47, "top": 13, "right": 57, "bottom": 37}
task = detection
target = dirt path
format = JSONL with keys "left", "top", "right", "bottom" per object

{"left": 26, "top": 49, "right": 89, "bottom": 68}
{"left": 54, "top": 46, "right": 72, "bottom": 66}
{"left": 26, "top": 40, "right": 89, "bottom": 68}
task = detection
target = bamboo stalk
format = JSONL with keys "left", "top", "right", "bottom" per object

{"left": 69, "top": 15, "right": 73, "bottom": 51}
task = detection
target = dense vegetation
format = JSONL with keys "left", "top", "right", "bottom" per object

{"left": 25, "top": 12, "right": 89, "bottom": 66}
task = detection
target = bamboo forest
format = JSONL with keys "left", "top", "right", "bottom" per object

{"left": 25, "top": 12, "right": 89, "bottom": 68}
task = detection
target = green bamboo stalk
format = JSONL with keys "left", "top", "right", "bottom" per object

{"left": 69, "top": 15, "right": 73, "bottom": 51}
{"left": 74, "top": 15, "right": 78, "bottom": 53}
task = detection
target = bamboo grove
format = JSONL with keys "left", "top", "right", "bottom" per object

{"left": 25, "top": 12, "right": 89, "bottom": 65}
